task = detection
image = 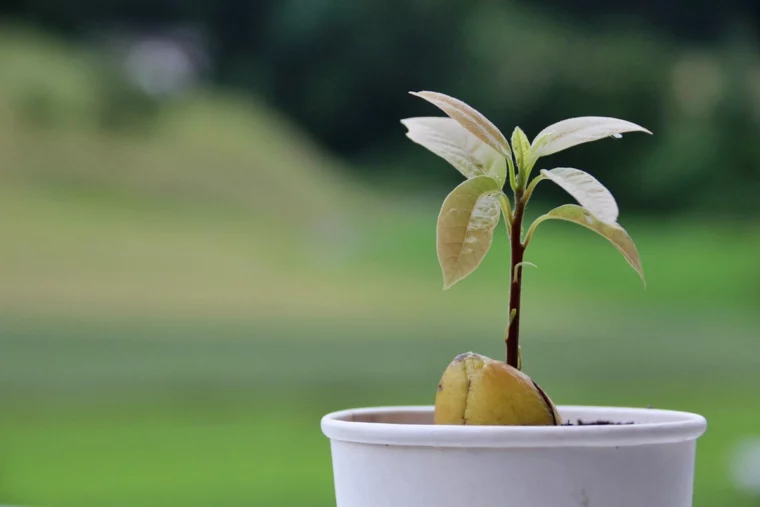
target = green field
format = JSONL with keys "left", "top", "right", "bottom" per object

{"left": 1, "top": 29, "right": 760, "bottom": 506}
{"left": 0, "top": 185, "right": 758, "bottom": 506}
{"left": 0, "top": 313, "right": 758, "bottom": 507}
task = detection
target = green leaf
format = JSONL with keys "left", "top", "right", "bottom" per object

{"left": 532, "top": 117, "right": 652, "bottom": 158}
{"left": 511, "top": 126, "right": 533, "bottom": 182}
{"left": 540, "top": 167, "right": 619, "bottom": 223}
{"left": 410, "top": 91, "right": 512, "bottom": 160}
{"left": 401, "top": 117, "right": 506, "bottom": 186}
{"left": 526, "top": 204, "right": 644, "bottom": 285}
{"left": 437, "top": 176, "right": 503, "bottom": 289}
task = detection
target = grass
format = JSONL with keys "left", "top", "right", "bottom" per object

{"left": 0, "top": 27, "right": 758, "bottom": 506}
{"left": 0, "top": 404, "right": 335, "bottom": 507}
{"left": 0, "top": 315, "right": 758, "bottom": 507}
{"left": 0, "top": 397, "right": 754, "bottom": 507}
{"left": 0, "top": 112, "right": 758, "bottom": 505}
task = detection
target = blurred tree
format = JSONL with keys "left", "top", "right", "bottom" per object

{"left": 2, "top": 0, "right": 760, "bottom": 217}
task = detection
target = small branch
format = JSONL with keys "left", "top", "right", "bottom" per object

{"left": 522, "top": 214, "right": 549, "bottom": 249}
{"left": 523, "top": 174, "right": 545, "bottom": 203}
{"left": 507, "top": 157, "right": 517, "bottom": 192}
{"left": 513, "top": 261, "right": 538, "bottom": 281}
{"left": 498, "top": 193, "right": 512, "bottom": 238}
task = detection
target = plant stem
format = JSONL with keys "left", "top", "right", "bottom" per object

{"left": 506, "top": 190, "right": 526, "bottom": 369}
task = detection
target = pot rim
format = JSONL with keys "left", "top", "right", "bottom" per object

{"left": 321, "top": 405, "right": 707, "bottom": 448}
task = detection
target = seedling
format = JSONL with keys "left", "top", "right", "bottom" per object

{"left": 402, "top": 91, "right": 650, "bottom": 425}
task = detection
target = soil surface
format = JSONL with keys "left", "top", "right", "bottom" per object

{"left": 562, "top": 420, "right": 635, "bottom": 426}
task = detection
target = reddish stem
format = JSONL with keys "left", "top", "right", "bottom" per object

{"left": 506, "top": 191, "right": 526, "bottom": 369}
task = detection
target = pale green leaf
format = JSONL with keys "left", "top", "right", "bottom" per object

{"left": 511, "top": 126, "right": 533, "bottom": 180}
{"left": 532, "top": 116, "right": 652, "bottom": 158}
{"left": 526, "top": 204, "right": 644, "bottom": 284}
{"left": 437, "top": 176, "right": 503, "bottom": 289}
{"left": 410, "top": 91, "right": 512, "bottom": 159}
{"left": 401, "top": 117, "right": 506, "bottom": 185}
{"left": 540, "top": 167, "right": 619, "bottom": 223}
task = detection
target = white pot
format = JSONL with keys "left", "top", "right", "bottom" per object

{"left": 321, "top": 405, "right": 707, "bottom": 507}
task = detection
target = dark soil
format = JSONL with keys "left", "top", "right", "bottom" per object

{"left": 562, "top": 420, "right": 635, "bottom": 426}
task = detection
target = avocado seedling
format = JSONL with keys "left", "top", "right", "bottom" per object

{"left": 402, "top": 91, "right": 650, "bottom": 426}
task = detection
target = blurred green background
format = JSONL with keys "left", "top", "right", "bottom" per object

{"left": 0, "top": 1, "right": 759, "bottom": 506}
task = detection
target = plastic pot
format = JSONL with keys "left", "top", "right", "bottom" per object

{"left": 321, "top": 405, "right": 707, "bottom": 507}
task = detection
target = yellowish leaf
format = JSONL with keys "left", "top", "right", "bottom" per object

{"left": 532, "top": 116, "right": 651, "bottom": 158}
{"left": 527, "top": 204, "right": 644, "bottom": 285}
{"left": 410, "top": 91, "right": 512, "bottom": 159}
{"left": 401, "top": 117, "right": 506, "bottom": 185}
{"left": 540, "top": 167, "right": 619, "bottom": 223}
{"left": 437, "top": 176, "right": 503, "bottom": 289}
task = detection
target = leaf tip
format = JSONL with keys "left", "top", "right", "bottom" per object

{"left": 631, "top": 258, "right": 646, "bottom": 287}
{"left": 442, "top": 276, "right": 457, "bottom": 291}
{"left": 630, "top": 123, "right": 653, "bottom": 136}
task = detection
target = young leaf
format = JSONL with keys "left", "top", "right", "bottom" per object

{"left": 513, "top": 261, "right": 538, "bottom": 282}
{"left": 437, "top": 176, "right": 503, "bottom": 289}
{"left": 401, "top": 117, "right": 507, "bottom": 185}
{"left": 540, "top": 167, "right": 619, "bottom": 223}
{"left": 532, "top": 117, "right": 652, "bottom": 158}
{"left": 526, "top": 204, "right": 644, "bottom": 284}
{"left": 410, "top": 91, "right": 512, "bottom": 159}
{"left": 511, "top": 126, "right": 533, "bottom": 181}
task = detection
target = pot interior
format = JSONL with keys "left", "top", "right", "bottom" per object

{"left": 344, "top": 407, "right": 433, "bottom": 425}
{"left": 332, "top": 405, "right": 704, "bottom": 426}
